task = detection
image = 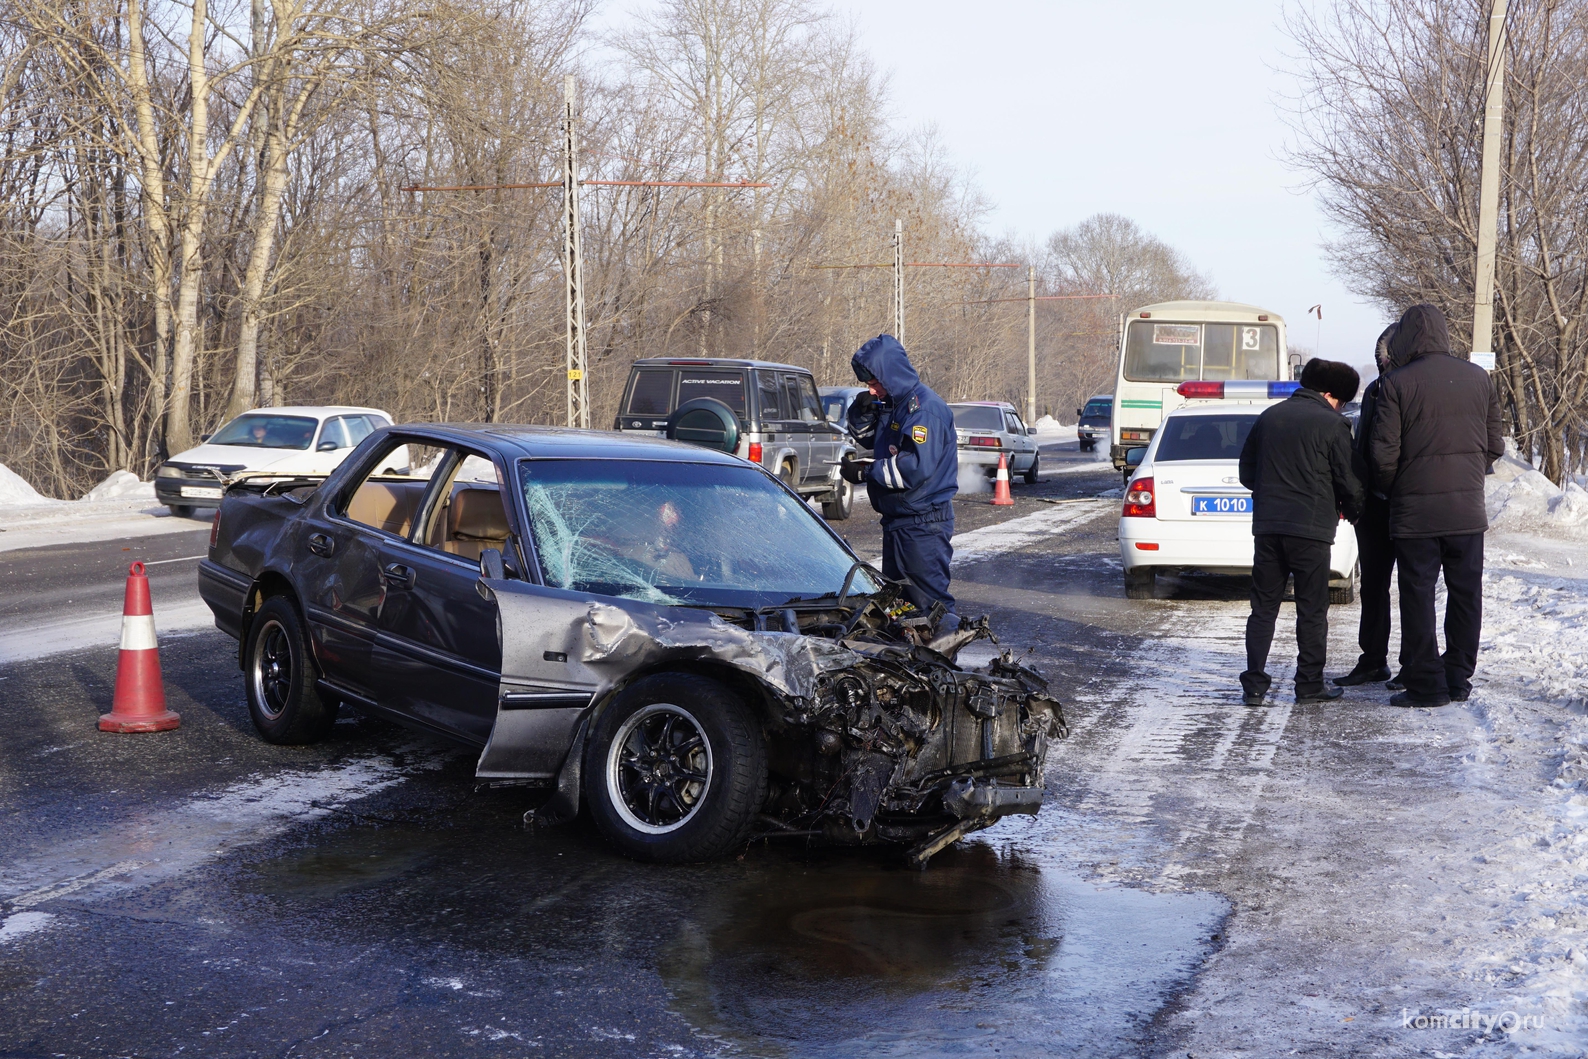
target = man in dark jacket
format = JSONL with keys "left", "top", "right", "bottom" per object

{"left": 841, "top": 334, "right": 960, "bottom": 625}
{"left": 1238, "top": 359, "right": 1364, "bottom": 706}
{"left": 1334, "top": 324, "right": 1400, "bottom": 688}
{"left": 1366, "top": 304, "right": 1504, "bottom": 708}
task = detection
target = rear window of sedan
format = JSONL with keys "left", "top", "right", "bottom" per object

{"left": 950, "top": 405, "right": 1005, "bottom": 431}
{"left": 1154, "top": 415, "right": 1258, "bottom": 461}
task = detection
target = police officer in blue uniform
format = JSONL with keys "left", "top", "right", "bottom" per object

{"left": 839, "top": 334, "right": 959, "bottom": 625}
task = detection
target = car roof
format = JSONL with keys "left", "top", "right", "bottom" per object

{"left": 1163, "top": 402, "right": 1274, "bottom": 418}
{"left": 1086, "top": 394, "right": 1113, "bottom": 402}
{"left": 631, "top": 357, "right": 812, "bottom": 373}
{"left": 1127, "top": 300, "right": 1283, "bottom": 323}
{"left": 385, "top": 423, "right": 753, "bottom": 466}
{"left": 235, "top": 405, "right": 390, "bottom": 419}
{"left": 950, "top": 401, "right": 1016, "bottom": 409}
{"left": 819, "top": 385, "right": 865, "bottom": 396}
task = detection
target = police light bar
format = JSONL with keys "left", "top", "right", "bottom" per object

{"left": 1177, "top": 381, "right": 1300, "bottom": 399}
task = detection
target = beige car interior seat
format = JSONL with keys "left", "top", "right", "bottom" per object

{"left": 443, "top": 485, "right": 510, "bottom": 561}
{"left": 345, "top": 480, "right": 425, "bottom": 536}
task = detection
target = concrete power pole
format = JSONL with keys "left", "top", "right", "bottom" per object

{"left": 1027, "top": 265, "right": 1037, "bottom": 423}
{"left": 1470, "top": 0, "right": 1507, "bottom": 372}
{"left": 892, "top": 219, "right": 904, "bottom": 343}
{"left": 563, "top": 74, "right": 590, "bottom": 428}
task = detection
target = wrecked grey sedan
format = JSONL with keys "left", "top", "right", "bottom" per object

{"left": 198, "top": 425, "right": 1065, "bottom": 866}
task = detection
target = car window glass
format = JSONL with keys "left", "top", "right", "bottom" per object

{"left": 794, "top": 375, "right": 823, "bottom": 422}
{"left": 627, "top": 370, "right": 674, "bottom": 415}
{"left": 342, "top": 441, "right": 445, "bottom": 536}
{"left": 757, "top": 373, "right": 785, "bottom": 420}
{"left": 415, "top": 450, "right": 511, "bottom": 560}
{"left": 950, "top": 405, "right": 1003, "bottom": 431}
{"left": 821, "top": 395, "right": 846, "bottom": 421}
{"left": 318, "top": 417, "right": 352, "bottom": 450}
{"left": 1201, "top": 324, "right": 1280, "bottom": 381}
{"left": 1154, "top": 416, "right": 1258, "bottom": 461}
{"left": 519, "top": 458, "right": 880, "bottom": 608}
{"left": 1004, "top": 413, "right": 1022, "bottom": 434}
{"left": 1084, "top": 400, "right": 1112, "bottom": 418}
{"left": 781, "top": 375, "right": 815, "bottom": 423}
{"left": 209, "top": 413, "right": 319, "bottom": 450}
{"left": 677, "top": 371, "right": 746, "bottom": 415}
{"left": 345, "top": 416, "right": 377, "bottom": 444}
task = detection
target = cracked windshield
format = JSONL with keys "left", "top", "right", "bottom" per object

{"left": 519, "top": 459, "right": 877, "bottom": 607}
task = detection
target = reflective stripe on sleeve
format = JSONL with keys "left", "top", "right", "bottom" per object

{"left": 119, "top": 614, "right": 159, "bottom": 652}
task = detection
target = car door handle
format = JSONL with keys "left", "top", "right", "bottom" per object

{"left": 380, "top": 563, "right": 416, "bottom": 589}
{"left": 307, "top": 532, "right": 334, "bottom": 557}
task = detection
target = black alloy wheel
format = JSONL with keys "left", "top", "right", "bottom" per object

{"left": 245, "top": 595, "right": 337, "bottom": 744}
{"left": 585, "top": 673, "right": 766, "bottom": 863}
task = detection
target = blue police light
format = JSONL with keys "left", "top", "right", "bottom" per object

{"left": 1267, "top": 381, "right": 1301, "bottom": 398}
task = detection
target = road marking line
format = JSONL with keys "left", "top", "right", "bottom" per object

{"left": 10, "top": 860, "right": 144, "bottom": 909}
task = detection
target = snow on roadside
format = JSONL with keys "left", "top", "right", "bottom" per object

{"left": 0, "top": 465, "right": 199, "bottom": 554}
{"left": 1486, "top": 445, "right": 1588, "bottom": 541}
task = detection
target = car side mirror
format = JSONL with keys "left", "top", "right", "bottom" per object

{"left": 479, "top": 548, "right": 506, "bottom": 581}
{"left": 1125, "top": 447, "right": 1147, "bottom": 468}
{"left": 1027, "top": 426, "right": 1037, "bottom": 435}
{"left": 1075, "top": 408, "right": 1082, "bottom": 417}
{"left": 317, "top": 440, "right": 341, "bottom": 452}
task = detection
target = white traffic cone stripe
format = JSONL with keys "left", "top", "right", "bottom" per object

{"left": 119, "top": 614, "right": 159, "bottom": 652}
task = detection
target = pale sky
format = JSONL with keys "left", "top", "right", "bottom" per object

{"left": 594, "top": 0, "right": 1392, "bottom": 372}
{"left": 833, "top": 0, "right": 1387, "bottom": 371}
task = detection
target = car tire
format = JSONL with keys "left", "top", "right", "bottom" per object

{"left": 245, "top": 596, "right": 337, "bottom": 745}
{"left": 168, "top": 504, "right": 194, "bottom": 518}
{"left": 1124, "top": 567, "right": 1157, "bottom": 600}
{"left": 584, "top": 673, "right": 767, "bottom": 863}
{"left": 778, "top": 460, "right": 798, "bottom": 491}
{"left": 1330, "top": 563, "right": 1360, "bottom": 606}
{"left": 1023, "top": 452, "right": 1040, "bottom": 485}
{"left": 822, "top": 477, "right": 854, "bottom": 521}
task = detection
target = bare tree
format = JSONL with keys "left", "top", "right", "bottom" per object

{"left": 1288, "top": 0, "right": 1588, "bottom": 482}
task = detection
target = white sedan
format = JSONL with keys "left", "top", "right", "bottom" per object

{"left": 1117, "top": 383, "right": 1359, "bottom": 601}
{"left": 155, "top": 406, "right": 395, "bottom": 516}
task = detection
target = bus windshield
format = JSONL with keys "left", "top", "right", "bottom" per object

{"left": 1122, "top": 321, "right": 1280, "bottom": 383}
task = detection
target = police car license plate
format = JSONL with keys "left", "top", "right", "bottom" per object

{"left": 1192, "top": 495, "right": 1250, "bottom": 515}
{"left": 180, "top": 485, "right": 224, "bottom": 499}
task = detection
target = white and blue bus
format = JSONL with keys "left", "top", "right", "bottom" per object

{"left": 1109, "top": 301, "right": 1289, "bottom": 472}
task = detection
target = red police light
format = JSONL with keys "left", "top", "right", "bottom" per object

{"left": 1123, "top": 477, "right": 1156, "bottom": 518}
{"left": 748, "top": 442, "right": 763, "bottom": 463}
{"left": 1177, "top": 381, "right": 1224, "bottom": 398}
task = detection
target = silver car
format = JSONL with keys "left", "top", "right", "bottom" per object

{"left": 951, "top": 402, "right": 1040, "bottom": 484}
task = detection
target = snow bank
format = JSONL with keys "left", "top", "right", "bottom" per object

{"left": 1485, "top": 443, "right": 1588, "bottom": 540}
{"left": 80, "top": 469, "right": 154, "bottom": 502}
{"left": 1034, "top": 414, "right": 1077, "bottom": 437}
{"left": 0, "top": 464, "right": 59, "bottom": 507}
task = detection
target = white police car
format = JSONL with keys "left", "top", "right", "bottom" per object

{"left": 1117, "top": 380, "right": 1360, "bottom": 601}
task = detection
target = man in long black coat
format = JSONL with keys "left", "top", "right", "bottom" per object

{"left": 1238, "top": 359, "right": 1364, "bottom": 706}
{"left": 1334, "top": 324, "right": 1400, "bottom": 688}
{"left": 1366, "top": 304, "right": 1504, "bottom": 708}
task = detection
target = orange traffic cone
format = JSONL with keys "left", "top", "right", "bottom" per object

{"left": 991, "top": 452, "right": 1014, "bottom": 506}
{"left": 98, "top": 561, "right": 180, "bottom": 733}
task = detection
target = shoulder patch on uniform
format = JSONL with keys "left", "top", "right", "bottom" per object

{"left": 911, "top": 424, "right": 928, "bottom": 444}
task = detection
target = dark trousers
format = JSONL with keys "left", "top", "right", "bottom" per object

{"left": 1395, "top": 533, "right": 1484, "bottom": 700}
{"left": 881, "top": 505, "right": 956, "bottom": 618}
{"left": 1354, "top": 497, "right": 1394, "bottom": 670}
{"left": 1244, "top": 534, "right": 1332, "bottom": 697}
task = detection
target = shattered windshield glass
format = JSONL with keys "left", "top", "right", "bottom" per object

{"left": 518, "top": 459, "right": 878, "bottom": 608}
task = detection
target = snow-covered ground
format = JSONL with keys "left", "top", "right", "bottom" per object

{"left": 0, "top": 464, "right": 200, "bottom": 553}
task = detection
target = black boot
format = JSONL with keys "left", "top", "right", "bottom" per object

{"left": 1296, "top": 685, "right": 1345, "bottom": 705}
{"left": 1332, "top": 664, "right": 1391, "bottom": 687}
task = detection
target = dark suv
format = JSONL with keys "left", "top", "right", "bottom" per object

{"left": 615, "top": 358, "right": 856, "bottom": 519}
{"left": 1076, "top": 394, "right": 1112, "bottom": 452}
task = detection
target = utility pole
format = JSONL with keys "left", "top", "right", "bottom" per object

{"left": 1471, "top": 0, "right": 1507, "bottom": 372}
{"left": 562, "top": 74, "right": 589, "bottom": 428}
{"left": 1027, "top": 265, "right": 1037, "bottom": 423}
{"left": 892, "top": 219, "right": 905, "bottom": 343}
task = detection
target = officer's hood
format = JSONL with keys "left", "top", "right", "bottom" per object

{"left": 1387, "top": 304, "right": 1449, "bottom": 369}
{"left": 852, "top": 334, "right": 920, "bottom": 400}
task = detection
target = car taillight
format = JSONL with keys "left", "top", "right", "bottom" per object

{"left": 748, "top": 442, "right": 763, "bottom": 463}
{"left": 1123, "top": 477, "right": 1156, "bottom": 518}
{"left": 968, "top": 436, "right": 1000, "bottom": 448}
{"left": 209, "top": 508, "right": 221, "bottom": 549}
